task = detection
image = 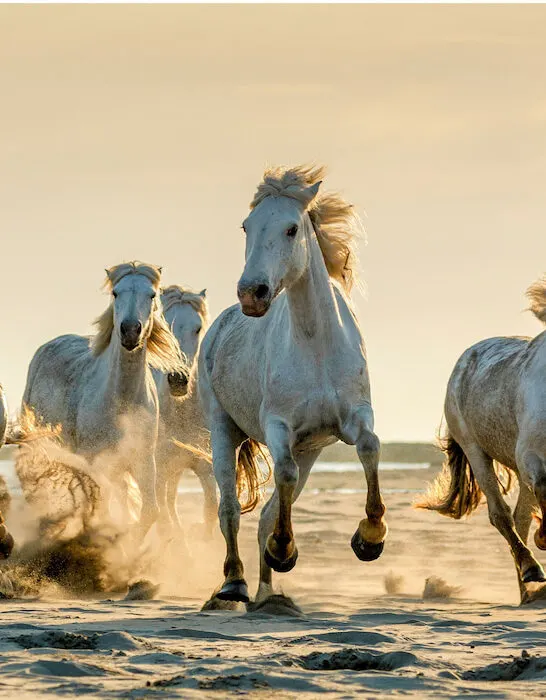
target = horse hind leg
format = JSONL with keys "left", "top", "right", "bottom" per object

{"left": 211, "top": 417, "right": 249, "bottom": 603}
{"left": 464, "top": 444, "right": 545, "bottom": 587}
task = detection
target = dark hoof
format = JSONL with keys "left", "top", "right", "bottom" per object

{"left": 0, "top": 532, "right": 14, "bottom": 560}
{"left": 216, "top": 579, "right": 249, "bottom": 603}
{"left": 351, "top": 530, "right": 384, "bottom": 562}
{"left": 522, "top": 564, "right": 546, "bottom": 584}
{"left": 264, "top": 545, "right": 298, "bottom": 573}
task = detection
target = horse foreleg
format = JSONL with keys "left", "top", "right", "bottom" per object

{"left": 513, "top": 478, "right": 538, "bottom": 600}
{"left": 166, "top": 469, "right": 182, "bottom": 532}
{"left": 134, "top": 456, "right": 160, "bottom": 540}
{"left": 191, "top": 458, "right": 218, "bottom": 538}
{"left": 212, "top": 419, "right": 248, "bottom": 602}
{"left": 521, "top": 451, "right": 546, "bottom": 551}
{"left": 256, "top": 448, "right": 320, "bottom": 601}
{"left": 155, "top": 462, "right": 174, "bottom": 541}
{"left": 514, "top": 478, "right": 536, "bottom": 544}
{"left": 342, "top": 408, "right": 387, "bottom": 561}
{"left": 262, "top": 420, "right": 299, "bottom": 574}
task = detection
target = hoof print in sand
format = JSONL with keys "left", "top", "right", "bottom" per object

{"left": 198, "top": 674, "right": 270, "bottom": 691}
{"left": 296, "top": 648, "right": 418, "bottom": 671}
{"left": 245, "top": 594, "right": 304, "bottom": 618}
{"left": 462, "top": 651, "right": 546, "bottom": 681}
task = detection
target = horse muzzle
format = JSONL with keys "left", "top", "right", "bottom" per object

{"left": 237, "top": 283, "right": 272, "bottom": 318}
{"left": 120, "top": 320, "right": 143, "bottom": 351}
{"left": 167, "top": 371, "right": 189, "bottom": 397}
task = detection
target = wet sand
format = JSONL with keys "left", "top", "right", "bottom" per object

{"left": 0, "top": 465, "right": 545, "bottom": 698}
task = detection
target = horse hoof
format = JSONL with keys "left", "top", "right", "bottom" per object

{"left": 216, "top": 579, "right": 250, "bottom": 603}
{"left": 522, "top": 564, "right": 546, "bottom": 584}
{"left": 264, "top": 545, "right": 298, "bottom": 573}
{"left": 351, "top": 530, "right": 384, "bottom": 561}
{"left": 0, "top": 532, "right": 14, "bottom": 560}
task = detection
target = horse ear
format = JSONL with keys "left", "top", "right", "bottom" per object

{"left": 199, "top": 288, "right": 207, "bottom": 297}
{"left": 305, "top": 181, "right": 322, "bottom": 202}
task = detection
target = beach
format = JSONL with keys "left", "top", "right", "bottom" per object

{"left": 0, "top": 461, "right": 544, "bottom": 698}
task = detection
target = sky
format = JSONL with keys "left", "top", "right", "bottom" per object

{"left": 1, "top": 5, "right": 545, "bottom": 442}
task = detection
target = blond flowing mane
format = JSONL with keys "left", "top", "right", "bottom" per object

{"left": 527, "top": 276, "right": 546, "bottom": 325}
{"left": 251, "top": 164, "right": 363, "bottom": 293}
{"left": 161, "top": 285, "right": 209, "bottom": 326}
{"left": 92, "top": 262, "right": 184, "bottom": 373}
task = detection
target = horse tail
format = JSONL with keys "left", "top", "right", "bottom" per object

{"left": 416, "top": 433, "right": 483, "bottom": 519}
{"left": 237, "top": 439, "right": 271, "bottom": 514}
{"left": 527, "top": 276, "right": 546, "bottom": 325}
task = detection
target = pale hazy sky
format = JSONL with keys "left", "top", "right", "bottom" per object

{"left": 1, "top": 5, "right": 545, "bottom": 441}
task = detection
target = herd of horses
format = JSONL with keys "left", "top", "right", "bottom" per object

{"left": 0, "top": 164, "right": 545, "bottom": 605}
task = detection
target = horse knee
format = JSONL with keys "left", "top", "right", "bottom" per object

{"left": 488, "top": 502, "right": 511, "bottom": 531}
{"left": 274, "top": 458, "right": 297, "bottom": 489}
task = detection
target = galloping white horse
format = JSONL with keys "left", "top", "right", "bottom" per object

{"left": 22, "top": 261, "right": 185, "bottom": 537}
{"left": 420, "top": 277, "right": 546, "bottom": 601}
{"left": 154, "top": 285, "right": 217, "bottom": 540}
{"left": 199, "top": 165, "right": 387, "bottom": 602}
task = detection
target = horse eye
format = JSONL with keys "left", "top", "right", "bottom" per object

{"left": 195, "top": 326, "right": 202, "bottom": 335}
{"left": 151, "top": 292, "right": 156, "bottom": 299}
{"left": 286, "top": 224, "right": 298, "bottom": 238}
{"left": 112, "top": 290, "right": 118, "bottom": 299}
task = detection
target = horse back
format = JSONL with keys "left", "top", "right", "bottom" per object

{"left": 446, "top": 336, "right": 531, "bottom": 468}
{"left": 23, "top": 333, "right": 92, "bottom": 438}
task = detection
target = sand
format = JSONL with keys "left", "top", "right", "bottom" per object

{"left": 1, "top": 465, "right": 546, "bottom": 698}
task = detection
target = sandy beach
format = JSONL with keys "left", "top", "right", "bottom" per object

{"left": 0, "top": 463, "right": 545, "bottom": 698}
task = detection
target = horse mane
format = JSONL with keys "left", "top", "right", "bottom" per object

{"left": 250, "top": 164, "right": 363, "bottom": 293}
{"left": 91, "top": 262, "right": 184, "bottom": 373}
{"left": 526, "top": 276, "right": 546, "bottom": 325}
{"left": 161, "top": 285, "right": 209, "bottom": 326}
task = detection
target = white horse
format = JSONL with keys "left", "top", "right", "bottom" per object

{"left": 199, "top": 165, "right": 387, "bottom": 603}
{"left": 419, "top": 277, "right": 546, "bottom": 602}
{"left": 154, "top": 285, "right": 217, "bottom": 540}
{"left": 22, "top": 261, "right": 185, "bottom": 537}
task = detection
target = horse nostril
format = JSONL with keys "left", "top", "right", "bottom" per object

{"left": 120, "top": 320, "right": 142, "bottom": 339}
{"left": 255, "top": 284, "right": 270, "bottom": 300}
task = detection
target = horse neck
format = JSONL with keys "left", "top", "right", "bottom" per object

{"left": 104, "top": 336, "right": 149, "bottom": 408}
{"left": 286, "top": 223, "right": 343, "bottom": 347}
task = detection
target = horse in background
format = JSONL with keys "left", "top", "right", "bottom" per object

{"left": 154, "top": 285, "right": 217, "bottom": 542}
{"left": 22, "top": 261, "right": 186, "bottom": 538}
{"left": 0, "top": 384, "right": 14, "bottom": 559}
{"left": 419, "top": 277, "right": 546, "bottom": 602}
{"left": 199, "top": 164, "right": 387, "bottom": 603}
